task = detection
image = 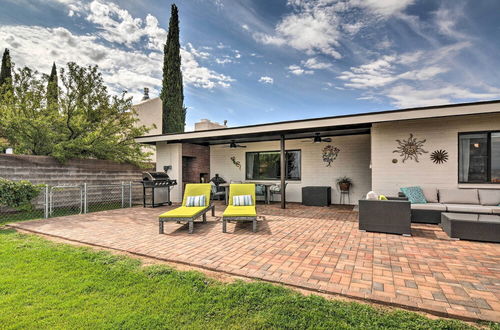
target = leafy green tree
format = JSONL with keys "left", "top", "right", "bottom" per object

{"left": 0, "top": 66, "right": 58, "bottom": 156}
{"left": 0, "top": 62, "right": 152, "bottom": 167}
{"left": 47, "top": 62, "right": 58, "bottom": 107}
{"left": 0, "top": 48, "right": 13, "bottom": 97}
{"left": 160, "top": 4, "right": 186, "bottom": 134}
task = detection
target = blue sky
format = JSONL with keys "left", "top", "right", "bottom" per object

{"left": 1, "top": 0, "right": 499, "bottom": 130}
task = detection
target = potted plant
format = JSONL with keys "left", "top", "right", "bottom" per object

{"left": 336, "top": 176, "right": 352, "bottom": 191}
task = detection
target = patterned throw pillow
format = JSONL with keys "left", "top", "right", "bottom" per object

{"left": 186, "top": 195, "right": 206, "bottom": 207}
{"left": 270, "top": 184, "right": 281, "bottom": 192}
{"left": 400, "top": 186, "right": 427, "bottom": 204}
{"left": 256, "top": 184, "right": 265, "bottom": 195}
{"left": 233, "top": 195, "right": 253, "bottom": 206}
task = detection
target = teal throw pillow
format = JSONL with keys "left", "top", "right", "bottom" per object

{"left": 400, "top": 186, "right": 427, "bottom": 204}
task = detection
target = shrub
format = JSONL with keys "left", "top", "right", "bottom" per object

{"left": 0, "top": 178, "right": 43, "bottom": 211}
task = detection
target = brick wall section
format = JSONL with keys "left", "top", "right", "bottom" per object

{"left": 0, "top": 154, "right": 153, "bottom": 185}
{"left": 182, "top": 143, "right": 210, "bottom": 184}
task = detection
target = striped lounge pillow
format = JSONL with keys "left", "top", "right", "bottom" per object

{"left": 186, "top": 195, "right": 206, "bottom": 207}
{"left": 233, "top": 195, "right": 253, "bottom": 206}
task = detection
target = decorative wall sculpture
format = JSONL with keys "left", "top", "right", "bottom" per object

{"left": 430, "top": 149, "right": 449, "bottom": 164}
{"left": 393, "top": 133, "right": 428, "bottom": 162}
{"left": 230, "top": 156, "right": 241, "bottom": 170}
{"left": 322, "top": 145, "right": 340, "bottom": 167}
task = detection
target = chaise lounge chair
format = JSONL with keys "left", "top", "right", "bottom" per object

{"left": 222, "top": 183, "right": 258, "bottom": 233}
{"left": 159, "top": 183, "right": 214, "bottom": 234}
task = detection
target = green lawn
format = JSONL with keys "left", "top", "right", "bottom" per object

{"left": 0, "top": 229, "right": 496, "bottom": 329}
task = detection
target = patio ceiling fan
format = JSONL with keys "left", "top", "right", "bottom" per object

{"left": 302, "top": 133, "right": 332, "bottom": 143}
{"left": 222, "top": 140, "right": 247, "bottom": 148}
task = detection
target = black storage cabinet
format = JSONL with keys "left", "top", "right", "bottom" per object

{"left": 302, "top": 186, "right": 331, "bottom": 206}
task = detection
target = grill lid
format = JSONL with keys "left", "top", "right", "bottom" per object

{"left": 210, "top": 174, "right": 226, "bottom": 185}
{"left": 142, "top": 172, "right": 170, "bottom": 181}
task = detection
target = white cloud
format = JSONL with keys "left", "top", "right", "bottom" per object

{"left": 434, "top": 6, "right": 467, "bottom": 39}
{"left": 387, "top": 84, "right": 500, "bottom": 108}
{"left": 0, "top": 25, "right": 234, "bottom": 101}
{"left": 254, "top": 0, "right": 415, "bottom": 59}
{"left": 54, "top": 0, "right": 168, "bottom": 50}
{"left": 87, "top": 1, "right": 145, "bottom": 47}
{"left": 241, "top": 24, "right": 249, "bottom": 31}
{"left": 258, "top": 76, "right": 274, "bottom": 84}
{"left": 302, "top": 57, "right": 332, "bottom": 69}
{"left": 338, "top": 46, "right": 458, "bottom": 90}
{"left": 338, "top": 55, "right": 397, "bottom": 88}
{"left": 398, "top": 66, "right": 449, "bottom": 81}
{"left": 215, "top": 58, "right": 232, "bottom": 65}
{"left": 180, "top": 48, "right": 234, "bottom": 88}
{"left": 255, "top": 8, "right": 342, "bottom": 59}
{"left": 351, "top": 0, "right": 415, "bottom": 16}
{"left": 186, "top": 42, "right": 210, "bottom": 59}
{"left": 287, "top": 64, "right": 313, "bottom": 76}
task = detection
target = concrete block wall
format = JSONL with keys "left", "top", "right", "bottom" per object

{"left": 371, "top": 112, "right": 500, "bottom": 196}
{"left": 0, "top": 154, "right": 155, "bottom": 209}
{"left": 0, "top": 155, "right": 151, "bottom": 186}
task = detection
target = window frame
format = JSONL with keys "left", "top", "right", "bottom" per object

{"left": 245, "top": 149, "right": 302, "bottom": 181}
{"left": 458, "top": 130, "right": 500, "bottom": 184}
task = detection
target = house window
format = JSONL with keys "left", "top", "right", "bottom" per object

{"left": 459, "top": 131, "right": 500, "bottom": 183}
{"left": 246, "top": 150, "right": 301, "bottom": 180}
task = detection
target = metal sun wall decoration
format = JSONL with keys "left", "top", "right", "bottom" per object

{"left": 322, "top": 145, "right": 340, "bottom": 167}
{"left": 430, "top": 149, "right": 449, "bottom": 164}
{"left": 393, "top": 133, "right": 428, "bottom": 163}
{"left": 230, "top": 156, "right": 241, "bottom": 170}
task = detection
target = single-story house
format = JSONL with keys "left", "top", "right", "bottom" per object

{"left": 135, "top": 100, "right": 500, "bottom": 206}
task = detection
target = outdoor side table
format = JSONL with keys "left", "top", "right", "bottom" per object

{"left": 302, "top": 186, "right": 331, "bottom": 206}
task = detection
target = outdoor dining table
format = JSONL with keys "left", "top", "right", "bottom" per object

{"left": 220, "top": 182, "right": 274, "bottom": 205}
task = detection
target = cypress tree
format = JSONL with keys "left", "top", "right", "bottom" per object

{"left": 47, "top": 62, "right": 58, "bottom": 106}
{"left": 0, "top": 48, "right": 13, "bottom": 95}
{"left": 160, "top": 4, "right": 185, "bottom": 134}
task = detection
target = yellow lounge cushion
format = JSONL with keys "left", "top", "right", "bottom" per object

{"left": 223, "top": 205, "right": 256, "bottom": 217}
{"left": 182, "top": 184, "right": 211, "bottom": 207}
{"left": 159, "top": 206, "right": 207, "bottom": 218}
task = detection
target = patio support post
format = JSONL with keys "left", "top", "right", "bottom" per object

{"left": 280, "top": 134, "right": 286, "bottom": 209}
{"left": 83, "top": 183, "right": 87, "bottom": 214}
{"left": 129, "top": 182, "right": 132, "bottom": 208}
{"left": 44, "top": 185, "right": 49, "bottom": 219}
{"left": 121, "top": 182, "right": 125, "bottom": 208}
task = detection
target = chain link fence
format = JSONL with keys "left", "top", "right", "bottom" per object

{"left": 0, "top": 182, "right": 143, "bottom": 225}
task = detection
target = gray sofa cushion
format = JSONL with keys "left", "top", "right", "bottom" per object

{"left": 478, "top": 189, "right": 500, "bottom": 206}
{"left": 478, "top": 214, "right": 500, "bottom": 223}
{"left": 411, "top": 203, "right": 446, "bottom": 211}
{"left": 422, "top": 187, "right": 438, "bottom": 203}
{"left": 444, "top": 204, "right": 493, "bottom": 214}
{"left": 438, "top": 189, "right": 479, "bottom": 204}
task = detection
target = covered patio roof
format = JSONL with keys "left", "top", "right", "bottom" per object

{"left": 135, "top": 100, "right": 500, "bottom": 145}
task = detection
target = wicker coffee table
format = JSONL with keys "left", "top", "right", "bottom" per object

{"left": 440, "top": 212, "right": 500, "bottom": 243}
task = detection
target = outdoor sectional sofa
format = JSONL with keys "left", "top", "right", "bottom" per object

{"left": 400, "top": 188, "right": 500, "bottom": 224}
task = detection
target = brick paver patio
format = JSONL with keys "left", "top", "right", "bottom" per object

{"left": 8, "top": 202, "right": 500, "bottom": 323}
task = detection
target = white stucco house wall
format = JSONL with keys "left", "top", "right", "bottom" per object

{"left": 136, "top": 100, "right": 500, "bottom": 205}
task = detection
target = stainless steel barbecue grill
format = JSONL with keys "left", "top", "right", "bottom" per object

{"left": 141, "top": 172, "right": 177, "bottom": 207}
